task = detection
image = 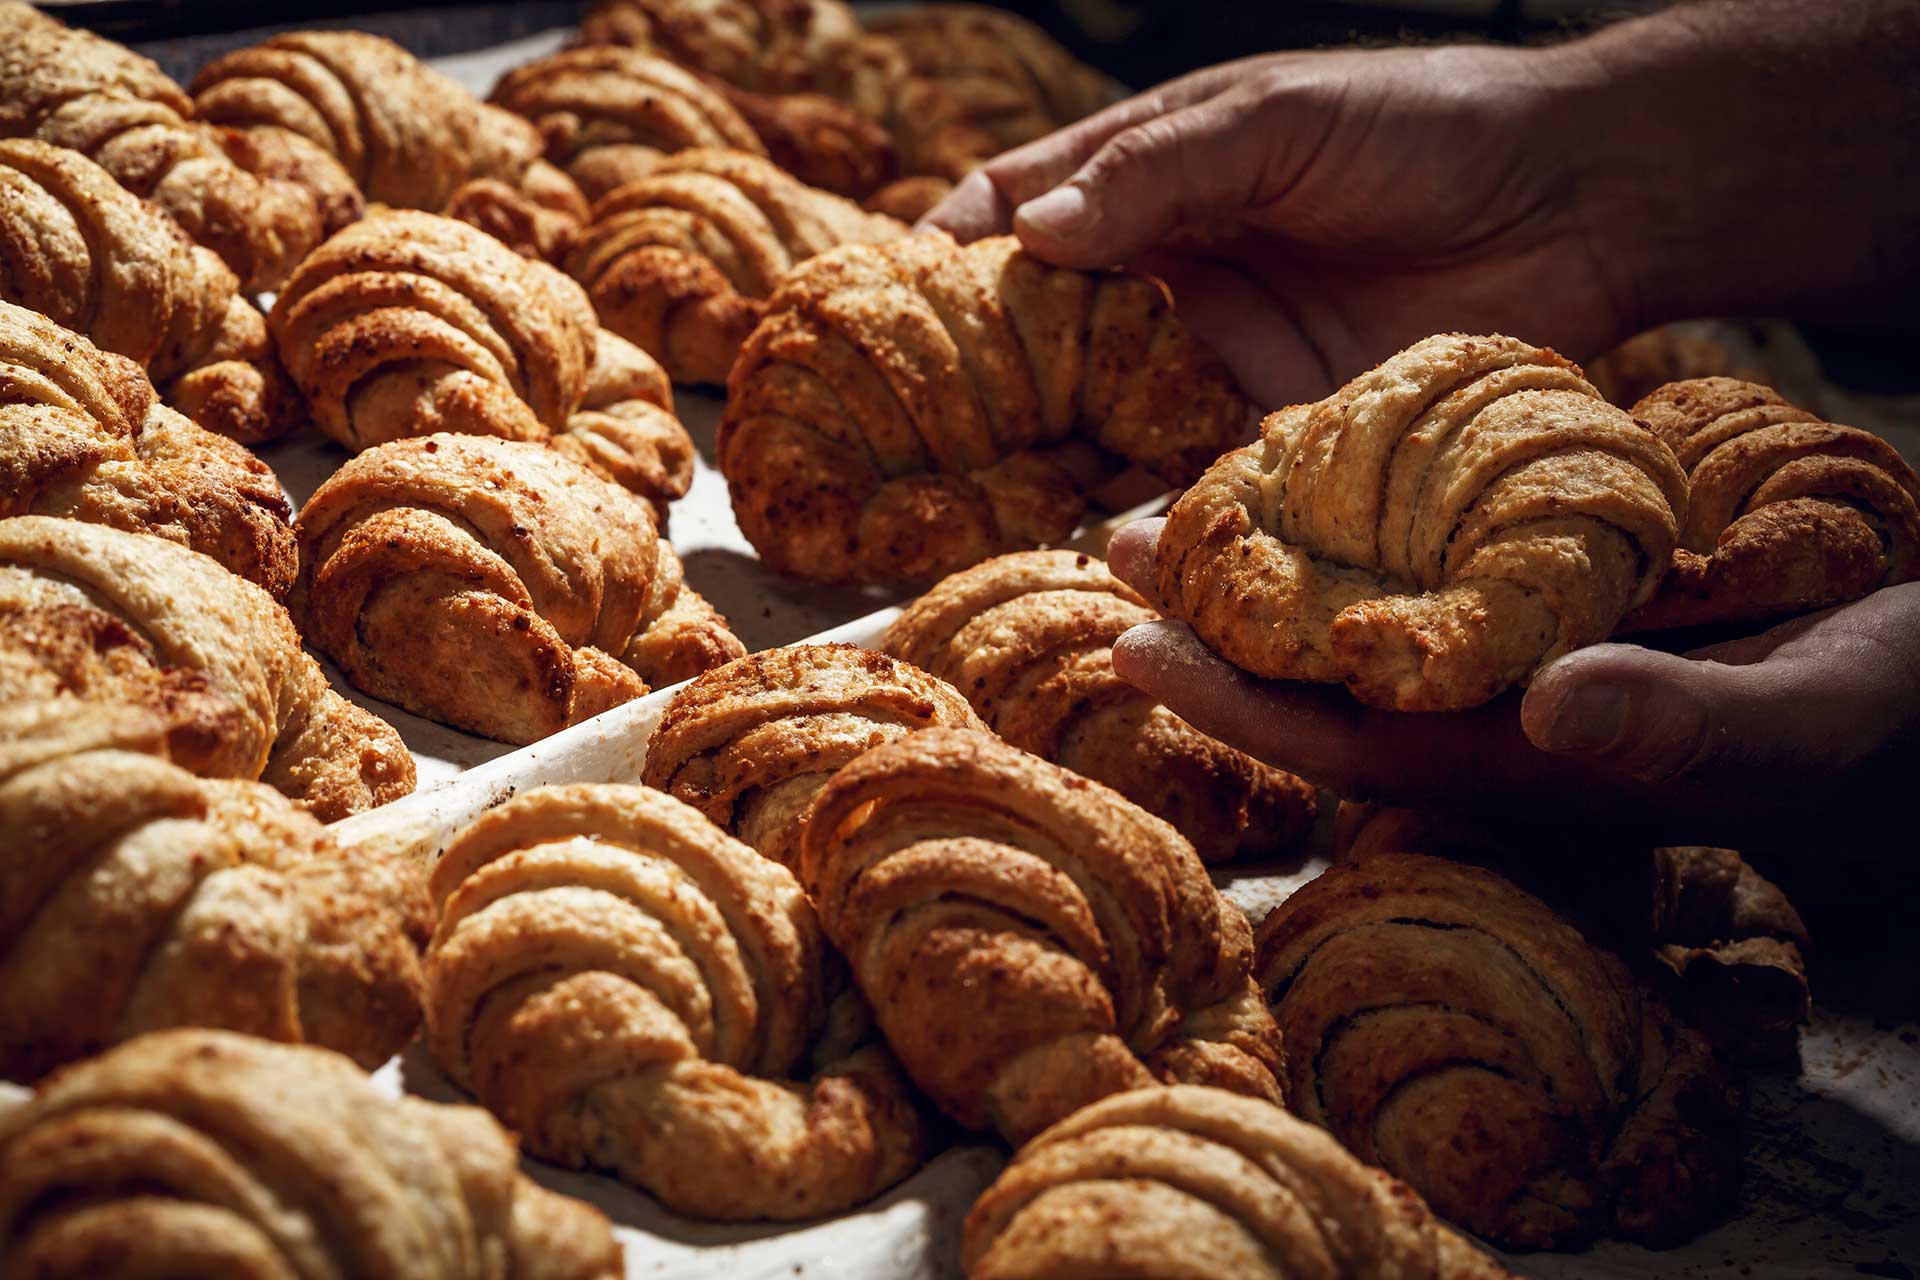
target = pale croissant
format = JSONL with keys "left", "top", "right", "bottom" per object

{"left": 270, "top": 210, "right": 696, "bottom": 518}
{"left": 294, "top": 434, "right": 742, "bottom": 744}
{"left": 721, "top": 233, "right": 1252, "bottom": 583}
{"left": 0, "top": 300, "right": 295, "bottom": 595}
{"left": 0, "top": 516, "right": 415, "bottom": 820}
{"left": 965, "top": 1085, "right": 1516, "bottom": 1280}
{"left": 802, "top": 727, "right": 1287, "bottom": 1145}
{"left": 566, "top": 148, "right": 904, "bottom": 384}
{"left": 642, "top": 642, "right": 985, "bottom": 869}
{"left": 1619, "top": 377, "right": 1920, "bottom": 632}
{"left": 1157, "top": 333, "right": 1689, "bottom": 711}
{"left": 0, "top": 1, "right": 322, "bottom": 291}
{"left": 0, "top": 139, "right": 301, "bottom": 442}
{"left": 0, "top": 701, "right": 428, "bottom": 1082}
{"left": 0, "top": 1029, "right": 622, "bottom": 1279}
{"left": 1257, "top": 852, "right": 1741, "bottom": 1248}
{"left": 425, "top": 782, "right": 927, "bottom": 1219}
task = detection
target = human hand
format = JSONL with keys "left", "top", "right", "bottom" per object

{"left": 1106, "top": 517, "right": 1920, "bottom": 845}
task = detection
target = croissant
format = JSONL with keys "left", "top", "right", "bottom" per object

{"left": 0, "top": 1029, "right": 623, "bottom": 1279}
{"left": 1617, "top": 377, "right": 1920, "bottom": 632}
{"left": 642, "top": 642, "right": 986, "bottom": 868}
{"left": 294, "top": 434, "right": 741, "bottom": 745}
{"left": 424, "top": 782, "right": 927, "bottom": 1219}
{"left": 964, "top": 1085, "right": 1517, "bottom": 1280}
{"left": 0, "top": 1, "right": 323, "bottom": 292}
{"left": 0, "top": 300, "right": 295, "bottom": 595}
{"left": 190, "top": 30, "right": 590, "bottom": 254}
{"left": 1255, "top": 851, "right": 1742, "bottom": 1248}
{"left": 574, "top": 0, "right": 872, "bottom": 100}
{"left": 0, "top": 516, "right": 415, "bottom": 820}
{"left": 566, "top": 148, "right": 903, "bottom": 384}
{"left": 721, "top": 233, "right": 1252, "bottom": 583}
{"left": 1583, "top": 325, "right": 1766, "bottom": 409}
{"left": 881, "top": 549, "right": 1316, "bottom": 863}
{"left": 0, "top": 701, "right": 428, "bottom": 1081}
{"left": 1333, "top": 802, "right": 1813, "bottom": 1063}
{"left": 269, "top": 209, "right": 696, "bottom": 516}
{"left": 707, "top": 77, "right": 896, "bottom": 200}
{"left": 0, "top": 139, "right": 300, "bottom": 442}
{"left": 1156, "top": 333, "right": 1689, "bottom": 711}
{"left": 801, "top": 727, "right": 1287, "bottom": 1145}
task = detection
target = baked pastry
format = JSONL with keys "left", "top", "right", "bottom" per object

{"left": 0, "top": 139, "right": 300, "bottom": 442}
{"left": 642, "top": 642, "right": 985, "bottom": 868}
{"left": 963, "top": 1084, "right": 1517, "bottom": 1280}
{"left": 1334, "top": 802, "right": 1813, "bottom": 1062}
{"left": 706, "top": 78, "right": 895, "bottom": 200}
{"left": 721, "top": 233, "right": 1252, "bottom": 583}
{"left": 424, "top": 782, "right": 927, "bottom": 1219}
{"left": 0, "top": 301, "right": 295, "bottom": 596}
{"left": 801, "top": 727, "right": 1287, "bottom": 1144}
{"left": 1156, "top": 333, "right": 1689, "bottom": 711}
{"left": 1255, "top": 852, "right": 1741, "bottom": 1247}
{"left": 1584, "top": 325, "right": 1767, "bottom": 409}
{"left": 191, "top": 30, "right": 590, "bottom": 259}
{"left": 0, "top": 2, "right": 323, "bottom": 292}
{"left": 0, "top": 1029, "right": 622, "bottom": 1278}
{"left": 566, "top": 148, "right": 904, "bottom": 384}
{"left": 1618, "top": 377, "right": 1920, "bottom": 632}
{"left": 882, "top": 549, "right": 1316, "bottom": 863}
{"left": 0, "top": 701, "right": 428, "bottom": 1081}
{"left": 269, "top": 210, "right": 696, "bottom": 518}
{"left": 294, "top": 434, "right": 741, "bottom": 745}
{"left": 0, "top": 516, "right": 415, "bottom": 820}
{"left": 574, "top": 0, "right": 872, "bottom": 100}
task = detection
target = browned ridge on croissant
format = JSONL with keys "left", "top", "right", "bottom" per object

{"left": 642, "top": 642, "right": 985, "bottom": 868}
{"left": 1618, "top": 377, "right": 1920, "bottom": 632}
{"left": 0, "top": 1, "right": 324, "bottom": 291}
{"left": 0, "top": 1029, "right": 623, "bottom": 1278}
{"left": 0, "top": 516, "right": 415, "bottom": 820}
{"left": 1255, "top": 852, "right": 1741, "bottom": 1249}
{"left": 720, "top": 233, "right": 1252, "bottom": 584}
{"left": 0, "top": 300, "right": 296, "bottom": 595}
{"left": 1157, "top": 332, "right": 1689, "bottom": 711}
{"left": 801, "top": 726, "right": 1287, "bottom": 1145}
{"left": 424, "top": 782, "right": 927, "bottom": 1219}
{"left": 567, "top": 147, "right": 904, "bottom": 384}
{"left": 0, "top": 140, "right": 303, "bottom": 442}
{"left": 883, "top": 548, "right": 1317, "bottom": 863}
{"left": 0, "top": 702, "right": 428, "bottom": 1082}
{"left": 294, "top": 434, "right": 741, "bottom": 745}
{"left": 964, "top": 1085, "right": 1518, "bottom": 1279}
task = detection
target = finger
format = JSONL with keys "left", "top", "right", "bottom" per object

{"left": 1139, "top": 251, "right": 1338, "bottom": 407}
{"left": 1106, "top": 517, "right": 1166, "bottom": 611}
{"left": 917, "top": 167, "right": 1014, "bottom": 241}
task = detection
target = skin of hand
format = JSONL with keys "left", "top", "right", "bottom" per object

{"left": 1107, "top": 518, "right": 1920, "bottom": 847}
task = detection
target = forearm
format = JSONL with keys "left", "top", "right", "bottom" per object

{"left": 1547, "top": 0, "right": 1920, "bottom": 329}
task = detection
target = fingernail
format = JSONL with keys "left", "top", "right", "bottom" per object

{"left": 1016, "top": 185, "right": 1091, "bottom": 237}
{"left": 1534, "top": 683, "right": 1630, "bottom": 755}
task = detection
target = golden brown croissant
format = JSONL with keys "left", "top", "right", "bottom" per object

{"left": 721, "top": 233, "right": 1252, "bottom": 583}
{"left": 0, "top": 701, "right": 428, "bottom": 1082}
{"left": 1583, "top": 325, "right": 1768, "bottom": 409}
{"left": 190, "top": 30, "right": 590, "bottom": 256}
{"left": 0, "top": 1, "right": 323, "bottom": 292}
{"left": 425, "top": 782, "right": 927, "bottom": 1219}
{"left": 0, "top": 1029, "right": 623, "bottom": 1279}
{"left": 566, "top": 148, "right": 903, "bottom": 384}
{"left": 1255, "top": 852, "right": 1742, "bottom": 1248}
{"left": 575, "top": 0, "right": 872, "bottom": 99}
{"left": 0, "top": 301, "right": 296, "bottom": 596}
{"left": 1333, "top": 802, "right": 1813, "bottom": 1063}
{"left": 1617, "top": 377, "right": 1920, "bottom": 632}
{"left": 706, "top": 76, "right": 896, "bottom": 200}
{"left": 801, "top": 727, "right": 1287, "bottom": 1145}
{"left": 269, "top": 210, "right": 696, "bottom": 517}
{"left": 1156, "top": 333, "right": 1689, "bottom": 711}
{"left": 0, "top": 516, "right": 415, "bottom": 820}
{"left": 642, "top": 642, "right": 986, "bottom": 869}
{"left": 294, "top": 434, "right": 741, "bottom": 745}
{"left": 882, "top": 549, "right": 1317, "bottom": 863}
{"left": 964, "top": 1085, "right": 1517, "bottom": 1280}
{"left": 0, "top": 139, "right": 301, "bottom": 442}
